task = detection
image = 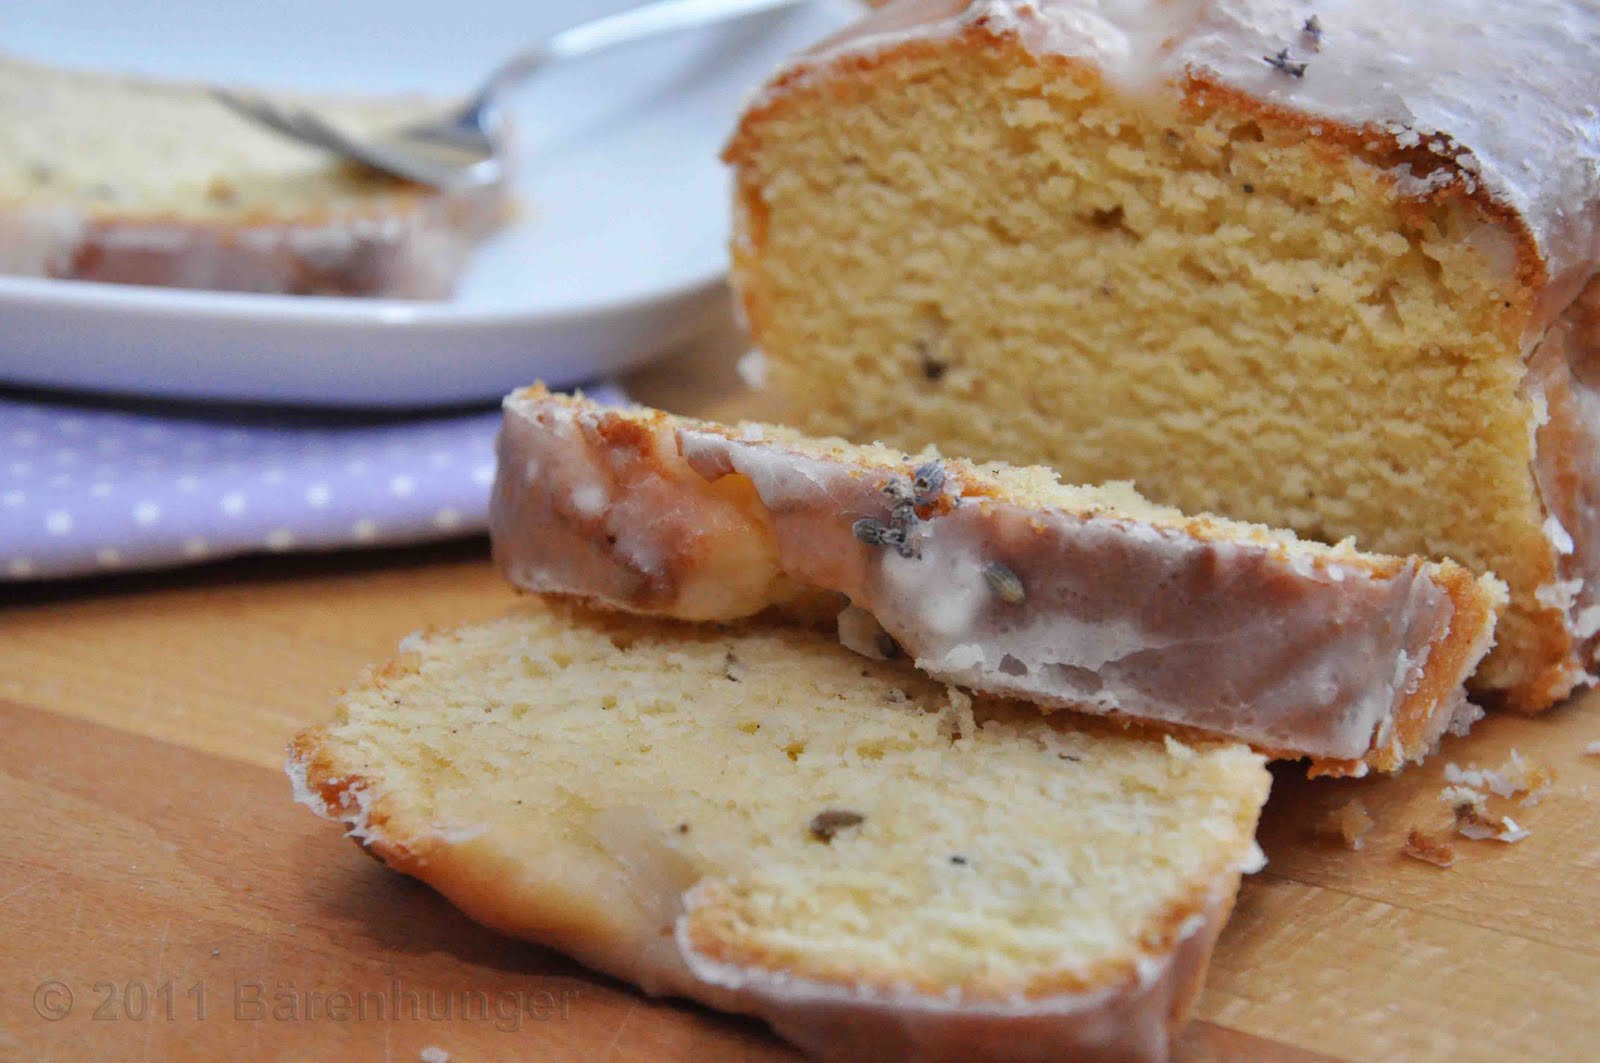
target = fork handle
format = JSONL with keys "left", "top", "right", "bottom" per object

{"left": 471, "top": 0, "right": 809, "bottom": 111}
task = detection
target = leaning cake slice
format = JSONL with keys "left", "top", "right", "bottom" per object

{"left": 490, "top": 387, "right": 1504, "bottom": 776}
{"left": 290, "top": 599, "right": 1270, "bottom": 1062}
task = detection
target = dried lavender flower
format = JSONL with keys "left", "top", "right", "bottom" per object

{"left": 889, "top": 529, "right": 918, "bottom": 559}
{"left": 983, "top": 561, "right": 1026, "bottom": 604}
{"left": 1264, "top": 48, "right": 1308, "bottom": 77}
{"left": 881, "top": 478, "right": 916, "bottom": 506}
{"left": 854, "top": 516, "right": 918, "bottom": 558}
{"left": 1302, "top": 14, "right": 1324, "bottom": 49}
{"left": 912, "top": 461, "right": 946, "bottom": 501}
{"left": 853, "top": 517, "right": 892, "bottom": 546}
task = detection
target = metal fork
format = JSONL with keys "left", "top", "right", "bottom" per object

{"left": 212, "top": 0, "right": 810, "bottom": 191}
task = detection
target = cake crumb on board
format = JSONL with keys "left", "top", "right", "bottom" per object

{"left": 1443, "top": 749, "right": 1552, "bottom": 806}
{"left": 1401, "top": 829, "right": 1456, "bottom": 868}
{"left": 1314, "top": 798, "right": 1375, "bottom": 850}
{"left": 1444, "top": 787, "right": 1530, "bottom": 843}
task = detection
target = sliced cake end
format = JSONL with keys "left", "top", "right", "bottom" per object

{"left": 290, "top": 599, "right": 1269, "bottom": 1062}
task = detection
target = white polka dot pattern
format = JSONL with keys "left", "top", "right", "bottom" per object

{"left": 0, "top": 384, "right": 625, "bottom": 580}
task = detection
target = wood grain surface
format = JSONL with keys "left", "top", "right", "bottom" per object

{"left": 4, "top": 339, "right": 1599, "bottom": 1061}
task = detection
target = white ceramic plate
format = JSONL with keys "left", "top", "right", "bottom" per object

{"left": 0, "top": 0, "right": 855, "bottom": 407}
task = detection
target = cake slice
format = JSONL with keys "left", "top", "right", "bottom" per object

{"left": 723, "top": 0, "right": 1600, "bottom": 711}
{"left": 492, "top": 385, "right": 1504, "bottom": 778}
{"left": 0, "top": 55, "right": 507, "bottom": 297}
{"left": 490, "top": 388, "right": 1505, "bottom": 777}
{"left": 289, "top": 598, "right": 1271, "bottom": 1062}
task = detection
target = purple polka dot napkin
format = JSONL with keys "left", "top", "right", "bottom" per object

{"left": 0, "top": 384, "right": 623, "bottom": 582}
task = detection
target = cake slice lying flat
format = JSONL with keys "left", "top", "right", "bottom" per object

{"left": 491, "top": 388, "right": 1505, "bottom": 776}
{"left": 0, "top": 55, "right": 507, "bottom": 297}
{"left": 289, "top": 599, "right": 1270, "bottom": 1062}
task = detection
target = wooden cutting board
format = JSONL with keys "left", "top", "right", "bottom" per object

{"left": 5, "top": 346, "right": 1599, "bottom": 1061}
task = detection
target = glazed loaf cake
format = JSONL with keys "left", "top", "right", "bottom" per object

{"left": 490, "top": 388, "right": 1504, "bottom": 776}
{"left": 0, "top": 55, "right": 507, "bottom": 297}
{"left": 724, "top": 0, "right": 1600, "bottom": 711}
{"left": 289, "top": 598, "right": 1271, "bottom": 1062}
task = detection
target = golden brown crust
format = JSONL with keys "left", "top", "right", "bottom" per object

{"left": 728, "top": 24, "right": 1542, "bottom": 349}
{"left": 1173, "top": 73, "right": 1548, "bottom": 300}
{"left": 292, "top": 727, "right": 649, "bottom": 978}
{"left": 679, "top": 846, "right": 1252, "bottom": 1004}
{"left": 1375, "top": 567, "right": 1503, "bottom": 768}
{"left": 727, "top": 17, "right": 1549, "bottom": 301}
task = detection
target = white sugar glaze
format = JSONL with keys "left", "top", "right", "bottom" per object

{"left": 682, "top": 429, "right": 1453, "bottom": 761}
{"left": 1529, "top": 275, "right": 1600, "bottom": 689}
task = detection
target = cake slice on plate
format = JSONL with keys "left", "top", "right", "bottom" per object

{"left": 723, "top": 0, "right": 1599, "bottom": 711}
{"left": 0, "top": 55, "right": 507, "bottom": 297}
{"left": 491, "top": 387, "right": 1504, "bottom": 777}
{"left": 290, "top": 598, "right": 1270, "bottom": 1062}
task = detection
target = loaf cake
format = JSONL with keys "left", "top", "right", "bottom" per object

{"left": 723, "top": 0, "right": 1600, "bottom": 711}
{"left": 490, "top": 388, "right": 1505, "bottom": 776}
{"left": 0, "top": 55, "right": 507, "bottom": 297}
{"left": 289, "top": 598, "right": 1271, "bottom": 1061}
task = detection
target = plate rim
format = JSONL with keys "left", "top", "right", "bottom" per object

{"left": 0, "top": 262, "right": 730, "bottom": 328}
